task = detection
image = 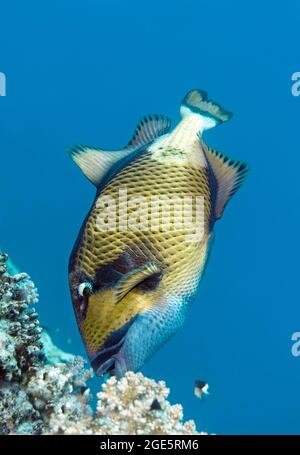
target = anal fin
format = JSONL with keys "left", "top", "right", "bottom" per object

{"left": 204, "top": 145, "right": 248, "bottom": 219}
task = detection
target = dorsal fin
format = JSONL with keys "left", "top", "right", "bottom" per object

{"left": 68, "top": 115, "right": 171, "bottom": 187}
{"left": 204, "top": 145, "right": 248, "bottom": 219}
{"left": 114, "top": 262, "right": 161, "bottom": 303}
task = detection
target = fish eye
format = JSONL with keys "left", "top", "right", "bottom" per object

{"left": 78, "top": 282, "right": 92, "bottom": 297}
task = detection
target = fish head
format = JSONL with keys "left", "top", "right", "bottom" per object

{"left": 69, "top": 258, "right": 163, "bottom": 377}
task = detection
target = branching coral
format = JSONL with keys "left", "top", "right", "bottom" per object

{"left": 0, "top": 252, "right": 201, "bottom": 435}
{"left": 0, "top": 252, "right": 93, "bottom": 435}
{"left": 0, "top": 253, "right": 42, "bottom": 382}
{"left": 0, "top": 253, "right": 44, "bottom": 433}
{"left": 95, "top": 372, "right": 197, "bottom": 435}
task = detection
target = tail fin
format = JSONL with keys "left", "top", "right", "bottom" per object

{"left": 180, "top": 89, "right": 233, "bottom": 129}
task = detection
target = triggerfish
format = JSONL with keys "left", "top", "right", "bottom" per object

{"left": 68, "top": 89, "right": 248, "bottom": 377}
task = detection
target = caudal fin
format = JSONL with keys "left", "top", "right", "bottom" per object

{"left": 180, "top": 89, "right": 233, "bottom": 128}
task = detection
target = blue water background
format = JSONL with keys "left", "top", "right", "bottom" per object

{"left": 1, "top": 0, "right": 300, "bottom": 434}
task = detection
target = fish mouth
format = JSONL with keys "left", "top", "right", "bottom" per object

{"left": 90, "top": 338, "right": 125, "bottom": 377}
{"left": 94, "top": 352, "right": 127, "bottom": 378}
{"left": 90, "top": 317, "right": 136, "bottom": 377}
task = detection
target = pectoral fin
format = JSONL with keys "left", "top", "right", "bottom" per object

{"left": 114, "top": 261, "right": 161, "bottom": 303}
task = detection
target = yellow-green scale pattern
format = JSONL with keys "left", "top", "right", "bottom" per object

{"left": 75, "top": 149, "right": 213, "bottom": 353}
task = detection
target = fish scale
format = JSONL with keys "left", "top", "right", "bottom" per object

{"left": 77, "top": 152, "right": 211, "bottom": 290}
{"left": 74, "top": 151, "right": 211, "bottom": 354}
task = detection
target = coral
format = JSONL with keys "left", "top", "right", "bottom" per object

{"left": 0, "top": 252, "right": 93, "bottom": 435}
{"left": 0, "top": 382, "right": 43, "bottom": 435}
{"left": 95, "top": 372, "right": 198, "bottom": 435}
{"left": 27, "top": 358, "right": 94, "bottom": 434}
{"left": 0, "top": 253, "right": 42, "bottom": 382}
{"left": 44, "top": 371, "right": 199, "bottom": 435}
{"left": 0, "top": 252, "right": 201, "bottom": 435}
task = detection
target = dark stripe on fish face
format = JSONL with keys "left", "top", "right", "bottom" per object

{"left": 93, "top": 253, "right": 135, "bottom": 290}
{"left": 69, "top": 253, "right": 136, "bottom": 324}
{"left": 70, "top": 248, "right": 162, "bottom": 329}
{"left": 93, "top": 250, "right": 161, "bottom": 293}
{"left": 70, "top": 246, "right": 163, "bottom": 373}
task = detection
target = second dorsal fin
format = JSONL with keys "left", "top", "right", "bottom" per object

{"left": 68, "top": 115, "right": 171, "bottom": 187}
{"left": 126, "top": 115, "right": 171, "bottom": 150}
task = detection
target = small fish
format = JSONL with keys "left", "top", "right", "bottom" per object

{"left": 68, "top": 89, "right": 248, "bottom": 378}
{"left": 194, "top": 380, "right": 209, "bottom": 399}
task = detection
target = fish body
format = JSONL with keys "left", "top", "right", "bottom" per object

{"left": 68, "top": 89, "right": 248, "bottom": 377}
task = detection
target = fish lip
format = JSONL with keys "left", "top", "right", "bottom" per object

{"left": 91, "top": 337, "right": 125, "bottom": 376}
{"left": 111, "top": 353, "right": 128, "bottom": 378}
{"left": 96, "top": 357, "right": 115, "bottom": 376}
{"left": 96, "top": 353, "right": 127, "bottom": 378}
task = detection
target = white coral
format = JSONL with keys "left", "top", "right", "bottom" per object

{"left": 26, "top": 358, "right": 93, "bottom": 410}
{"left": 42, "top": 371, "right": 200, "bottom": 435}
{"left": 95, "top": 372, "right": 198, "bottom": 435}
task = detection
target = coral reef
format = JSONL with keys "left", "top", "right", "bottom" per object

{"left": 0, "top": 252, "right": 200, "bottom": 435}
{"left": 0, "top": 253, "right": 42, "bottom": 383}
{"left": 95, "top": 372, "right": 198, "bottom": 435}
